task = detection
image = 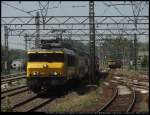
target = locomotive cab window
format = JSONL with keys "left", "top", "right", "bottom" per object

{"left": 28, "top": 53, "right": 64, "bottom": 62}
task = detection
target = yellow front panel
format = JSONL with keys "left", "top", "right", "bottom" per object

{"left": 27, "top": 62, "right": 65, "bottom": 77}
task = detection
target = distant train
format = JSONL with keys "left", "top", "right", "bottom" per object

{"left": 26, "top": 39, "right": 99, "bottom": 93}
{"left": 107, "top": 59, "right": 122, "bottom": 68}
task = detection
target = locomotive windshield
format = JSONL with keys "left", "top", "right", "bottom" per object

{"left": 28, "top": 53, "right": 64, "bottom": 62}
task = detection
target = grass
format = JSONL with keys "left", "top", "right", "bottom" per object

{"left": 139, "top": 102, "right": 149, "bottom": 112}
{"left": 49, "top": 86, "right": 103, "bottom": 112}
{"left": 97, "top": 79, "right": 106, "bottom": 88}
{"left": 1, "top": 106, "right": 12, "bottom": 112}
{"left": 1, "top": 97, "right": 13, "bottom": 112}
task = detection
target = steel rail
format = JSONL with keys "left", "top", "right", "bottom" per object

{"left": 26, "top": 97, "right": 56, "bottom": 112}
{"left": 115, "top": 81, "right": 136, "bottom": 112}
{"left": 126, "top": 87, "right": 136, "bottom": 112}
{"left": 1, "top": 87, "right": 28, "bottom": 99}
{"left": 115, "top": 79, "right": 149, "bottom": 88}
{"left": 97, "top": 86, "right": 118, "bottom": 112}
{"left": 1, "top": 72, "right": 26, "bottom": 78}
{"left": 98, "top": 82, "right": 136, "bottom": 112}
{"left": 1, "top": 75, "right": 26, "bottom": 84}
{"left": 12, "top": 93, "right": 42, "bottom": 109}
{"left": 1, "top": 85, "right": 27, "bottom": 94}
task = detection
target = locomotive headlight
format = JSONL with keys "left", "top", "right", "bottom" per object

{"left": 43, "top": 64, "right": 48, "bottom": 68}
{"left": 33, "top": 72, "right": 37, "bottom": 75}
{"left": 32, "top": 71, "right": 40, "bottom": 76}
{"left": 54, "top": 71, "right": 58, "bottom": 76}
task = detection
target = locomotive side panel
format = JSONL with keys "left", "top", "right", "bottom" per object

{"left": 78, "top": 56, "right": 89, "bottom": 79}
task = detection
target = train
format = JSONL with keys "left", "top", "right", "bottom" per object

{"left": 107, "top": 59, "right": 122, "bottom": 68}
{"left": 26, "top": 39, "right": 99, "bottom": 93}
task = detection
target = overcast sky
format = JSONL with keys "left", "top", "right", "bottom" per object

{"left": 1, "top": 1, "right": 149, "bottom": 49}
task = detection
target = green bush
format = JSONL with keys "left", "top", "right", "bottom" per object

{"left": 141, "top": 56, "right": 149, "bottom": 67}
{"left": 1, "top": 106, "right": 12, "bottom": 112}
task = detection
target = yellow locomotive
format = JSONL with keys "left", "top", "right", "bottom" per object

{"left": 26, "top": 40, "right": 89, "bottom": 92}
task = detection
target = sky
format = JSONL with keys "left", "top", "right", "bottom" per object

{"left": 1, "top": 1, "right": 149, "bottom": 49}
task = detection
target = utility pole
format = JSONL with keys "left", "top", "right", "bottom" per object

{"left": 35, "top": 12, "right": 40, "bottom": 48}
{"left": 24, "top": 34, "right": 28, "bottom": 60}
{"left": 29, "top": 40, "right": 31, "bottom": 49}
{"left": 99, "top": 42, "right": 102, "bottom": 67}
{"left": 24, "top": 33, "right": 28, "bottom": 71}
{"left": 131, "top": 1, "right": 141, "bottom": 70}
{"left": 134, "top": 33, "right": 137, "bottom": 70}
{"left": 4, "top": 26, "right": 9, "bottom": 74}
{"left": 89, "top": 1, "right": 96, "bottom": 85}
{"left": 130, "top": 40, "right": 134, "bottom": 69}
{"left": 134, "top": 11, "right": 138, "bottom": 70}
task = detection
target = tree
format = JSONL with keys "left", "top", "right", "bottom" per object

{"left": 141, "top": 56, "right": 149, "bottom": 67}
{"left": 1, "top": 46, "right": 26, "bottom": 73}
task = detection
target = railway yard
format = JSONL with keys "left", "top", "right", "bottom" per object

{"left": 1, "top": 1, "right": 149, "bottom": 113}
{"left": 1, "top": 69, "right": 149, "bottom": 113}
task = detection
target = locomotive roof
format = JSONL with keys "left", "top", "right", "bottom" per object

{"left": 27, "top": 48, "right": 75, "bottom": 55}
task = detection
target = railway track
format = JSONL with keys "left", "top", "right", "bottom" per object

{"left": 96, "top": 69, "right": 149, "bottom": 113}
{"left": 1, "top": 72, "right": 27, "bottom": 92}
{"left": 1, "top": 86, "right": 29, "bottom": 99}
{"left": 1, "top": 72, "right": 26, "bottom": 79}
{"left": 15, "top": 96, "right": 56, "bottom": 112}
{"left": 112, "top": 79, "right": 149, "bottom": 90}
{"left": 1, "top": 85, "right": 58, "bottom": 112}
{"left": 10, "top": 90, "right": 57, "bottom": 112}
{"left": 1, "top": 69, "right": 147, "bottom": 112}
{"left": 1, "top": 75, "right": 26, "bottom": 84}
{"left": 98, "top": 82, "right": 136, "bottom": 112}
{"left": 1, "top": 85, "right": 27, "bottom": 94}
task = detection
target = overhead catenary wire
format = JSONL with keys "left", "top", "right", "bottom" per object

{"left": 2, "top": 2, "right": 34, "bottom": 16}
{"left": 1, "top": 2, "right": 148, "bottom": 49}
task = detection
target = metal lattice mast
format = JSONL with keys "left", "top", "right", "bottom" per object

{"left": 131, "top": 1, "right": 142, "bottom": 70}
{"left": 24, "top": 33, "right": 28, "bottom": 61}
{"left": 4, "top": 26, "right": 9, "bottom": 74}
{"left": 89, "top": 1, "right": 96, "bottom": 84}
{"left": 35, "top": 12, "right": 40, "bottom": 48}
